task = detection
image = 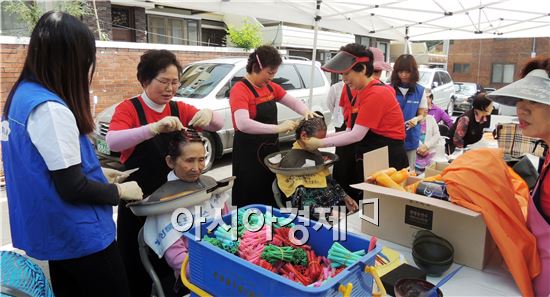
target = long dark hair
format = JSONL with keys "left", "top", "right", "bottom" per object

{"left": 3, "top": 11, "right": 96, "bottom": 134}
{"left": 391, "top": 54, "right": 420, "bottom": 85}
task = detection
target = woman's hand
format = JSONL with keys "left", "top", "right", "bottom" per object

{"left": 276, "top": 120, "right": 299, "bottom": 133}
{"left": 188, "top": 109, "right": 213, "bottom": 127}
{"left": 344, "top": 196, "right": 359, "bottom": 214}
{"left": 116, "top": 181, "right": 143, "bottom": 201}
{"left": 149, "top": 116, "right": 184, "bottom": 135}
{"left": 299, "top": 137, "right": 322, "bottom": 150}
{"left": 102, "top": 167, "right": 131, "bottom": 183}
{"left": 416, "top": 144, "right": 428, "bottom": 156}
{"left": 303, "top": 110, "right": 323, "bottom": 120}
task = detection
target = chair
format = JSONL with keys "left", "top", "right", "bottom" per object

{"left": 271, "top": 180, "right": 287, "bottom": 209}
{"left": 0, "top": 251, "right": 54, "bottom": 297}
{"left": 138, "top": 228, "right": 166, "bottom": 297}
{"left": 438, "top": 124, "right": 455, "bottom": 155}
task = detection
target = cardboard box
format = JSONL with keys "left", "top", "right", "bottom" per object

{"left": 424, "top": 161, "right": 450, "bottom": 178}
{"left": 354, "top": 147, "right": 498, "bottom": 270}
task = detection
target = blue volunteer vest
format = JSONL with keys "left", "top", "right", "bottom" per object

{"left": 1, "top": 81, "right": 115, "bottom": 260}
{"left": 395, "top": 84, "right": 425, "bottom": 151}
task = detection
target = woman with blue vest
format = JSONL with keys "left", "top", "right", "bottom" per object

{"left": 391, "top": 54, "right": 427, "bottom": 171}
{"left": 1, "top": 12, "right": 143, "bottom": 297}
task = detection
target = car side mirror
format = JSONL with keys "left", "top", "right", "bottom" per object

{"left": 432, "top": 82, "right": 439, "bottom": 88}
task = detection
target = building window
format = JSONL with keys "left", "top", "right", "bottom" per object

{"left": 453, "top": 63, "right": 470, "bottom": 73}
{"left": 112, "top": 5, "right": 135, "bottom": 42}
{"left": 492, "top": 64, "right": 515, "bottom": 83}
{"left": 147, "top": 15, "right": 200, "bottom": 45}
{"left": 356, "top": 35, "right": 370, "bottom": 47}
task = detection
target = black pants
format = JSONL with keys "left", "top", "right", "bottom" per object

{"left": 117, "top": 201, "right": 184, "bottom": 297}
{"left": 49, "top": 241, "right": 130, "bottom": 297}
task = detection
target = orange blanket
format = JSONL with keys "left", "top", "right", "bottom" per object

{"left": 442, "top": 148, "right": 540, "bottom": 297}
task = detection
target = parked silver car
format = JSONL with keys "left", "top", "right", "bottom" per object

{"left": 92, "top": 57, "right": 331, "bottom": 170}
{"left": 452, "top": 82, "right": 483, "bottom": 114}
{"left": 418, "top": 68, "right": 456, "bottom": 114}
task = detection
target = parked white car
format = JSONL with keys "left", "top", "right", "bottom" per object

{"left": 92, "top": 57, "right": 331, "bottom": 170}
{"left": 418, "top": 68, "right": 456, "bottom": 114}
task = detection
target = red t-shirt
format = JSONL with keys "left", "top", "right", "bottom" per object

{"left": 108, "top": 96, "right": 199, "bottom": 163}
{"left": 229, "top": 81, "right": 286, "bottom": 130}
{"left": 353, "top": 79, "right": 405, "bottom": 140}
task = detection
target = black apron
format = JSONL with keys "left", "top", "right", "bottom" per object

{"left": 117, "top": 97, "right": 183, "bottom": 297}
{"left": 333, "top": 85, "right": 359, "bottom": 199}
{"left": 351, "top": 83, "right": 409, "bottom": 199}
{"left": 232, "top": 80, "right": 279, "bottom": 208}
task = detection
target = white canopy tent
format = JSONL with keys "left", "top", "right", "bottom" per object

{"left": 150, "top": 0, "right": 550, "bottom": 104}
{"left": 153, "top": 0, "right": 550, "bottom": 41}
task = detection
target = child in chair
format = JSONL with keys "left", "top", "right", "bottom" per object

{"left": 277, "top": 113, "right": 359, "bottom": 219}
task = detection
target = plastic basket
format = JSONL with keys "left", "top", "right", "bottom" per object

{"left": 181, "top": 204, "right": 382, "bottom": 297}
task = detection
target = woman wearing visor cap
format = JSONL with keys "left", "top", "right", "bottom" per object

{"left": 487, "top": 57, "right": 550, "bottom": 297}
{"left": 301, "top": 44, "right": 408, "bottom": 196}
{"left": 229, "top": 45, "right": 320, "bottom": 208}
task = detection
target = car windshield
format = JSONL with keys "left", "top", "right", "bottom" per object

{"left": 455, "top": 83, "right": 477, "bottom": 95}
{"left": 418, "top": 70, "right": 432, "bottom": 88}
{"left": 176, "top": 63, "right": 234, "bottom": 98}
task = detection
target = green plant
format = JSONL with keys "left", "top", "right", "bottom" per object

{"left": 4, "top": 0, "right": 91, "bottom": 35}
{"left": 226, "top": 20, "right": 263, "bottom": 51}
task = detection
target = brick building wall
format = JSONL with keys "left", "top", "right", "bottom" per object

{"left": 447, "top": 37, "right": 550, "bottom": 89}
{"left": 0, "top": 38, "right": 247, "bottom": 115}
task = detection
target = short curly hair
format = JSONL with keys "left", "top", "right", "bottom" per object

{"left": 246, "top": 45, "right": 282, "bottom": 73}
{"left": 137, "top": 49, "right": 183, "bottom": 87}
{"left": 339, "top": 43, "right": 374, "bottom": 77}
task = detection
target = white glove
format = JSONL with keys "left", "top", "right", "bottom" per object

{"left": 116, "top": 181, "right": 143, "bottom": 201}
{"left": 188, "top": 109, "right": 213, "bottom": 128}
{"left": 102, "top": 167, "right": 130, "bottom": 184}
{"left": 149, "top": 116, "right": 184, "bottom": 135}
{"left": 276, "top": 120, "right": 299, "bottom": 133}
{"left": 303, "top": 110, "right": 323, "bottom": 120}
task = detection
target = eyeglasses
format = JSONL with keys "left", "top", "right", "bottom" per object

{"left": 154, "top": 78, "right": 181, "bottom": 90}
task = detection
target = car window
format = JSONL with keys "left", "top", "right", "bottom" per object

{"left": 418, "top": 70, "right": 432, "bottom": 88}
{"left": 456, "top": 83, "right": 477, "bottom": 95}
{"left": 177, "top": 63, "right": 233, "bottom": 98}
{"left": 295, "top": 64, "right": 325, "bottom": 88}
{"left": 216, "top": 67, "right": 246, "bottom": 99}
{"left": 432, "top": 72, "right": 442, "bottom": 88}
{"left": 272, "top": 64, "right": 302, "bottom": 90}
{"left": 439, "top": 72, "right": 452, "bottom": 84}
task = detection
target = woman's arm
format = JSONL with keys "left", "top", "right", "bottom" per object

{"left": 203, "top": 110, "right": 224, "bottom": 131}
{"left": 321, "top": 124, "right": 369, "bottom": 147}
{"left": 106, "top": 126, "right": 154, "bottom": 152}
{"left": 28, "top": 102, "right": 120, "bottom": 205}
{"left": 452, "top": 116, "right": 469, "bottom": 148}
{"left": 234, "top": 109, "right": 278, "bottom": 134}
{"left": 164, "top": 237, "right": 189, "bottom": 273}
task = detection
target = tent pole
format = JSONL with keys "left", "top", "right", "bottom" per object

{"left": 308, "top": 0, "right": 322, "bottom": 109}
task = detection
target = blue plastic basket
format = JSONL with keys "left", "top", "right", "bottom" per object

{"left": 182, "top": 204, "right": 382, "bottom": 297}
